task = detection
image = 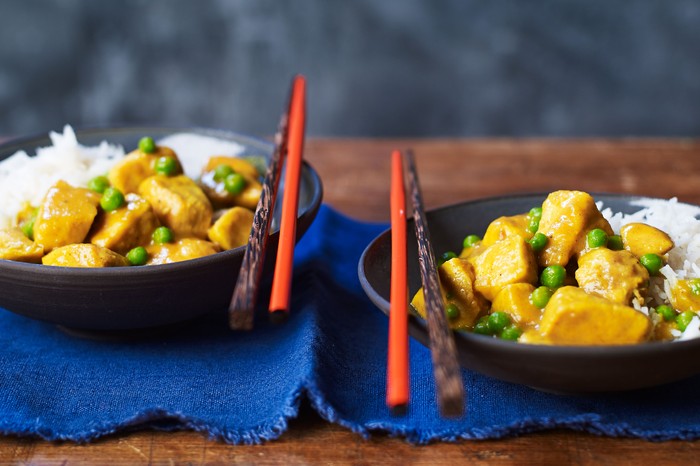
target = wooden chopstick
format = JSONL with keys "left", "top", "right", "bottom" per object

{"left": 387, "top": 150, "right": 410, "bottom": 415}
{"left": 268, "top": 75, "right": 307, "bottom": 322}
{"left": 403, "top": 149, "right": 465, "bottom": 417}
{"left": 228, "top": 79, "right": 296, "bottom": 330}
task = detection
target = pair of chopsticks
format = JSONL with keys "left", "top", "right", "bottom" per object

{"left": 388, "top": 149, "right": 464, "bottom": 417}
{"left": 229, "top": 75, "right": 306, "bottom": 330}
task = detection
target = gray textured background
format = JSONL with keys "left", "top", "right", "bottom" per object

{"left": 1, "top": 0, "right": 699, "bottom": 137}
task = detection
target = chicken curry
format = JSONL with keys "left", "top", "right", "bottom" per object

{"left": 0, "top": 137, "right": 261, "bottom": 267}
{"left": 411, "top": 190, "right": 698, "bottom": 345}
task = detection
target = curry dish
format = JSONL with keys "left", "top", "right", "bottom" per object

{"left": 0, "top": 137, "right": 261, "bottom": 267}
{"left": 411, "top": 190, "right": 699, "bottom": 345}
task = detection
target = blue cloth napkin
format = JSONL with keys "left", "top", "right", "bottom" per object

{"left": 2, "top": 204, "right": 700, "bottom": 444}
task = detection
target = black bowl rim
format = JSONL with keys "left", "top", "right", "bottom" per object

{"left": 358, "top": 191, "right": 700, "bottom": 357}
{"left": 0, "top": 125, "right": 324, "bottom": 277}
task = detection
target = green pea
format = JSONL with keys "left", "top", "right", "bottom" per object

{"left": 640, "top": 253, "right": 663, "bottom": 276}
{"left": 676, "top": 311, "right": 696, "bottom": 332}
{"left": 607, "top": 234, "right": 623, "bottom": 251}
{"left": 87, "top": 175, "right": 110, "bottom": 194}
{"left": 541, "top": 265, "right": 566, "bottom": 289}
{"left": 473, "top": 317, "right": 492, "bottom": 335}
{"left": 439, "top": 251, "right": 457, "bottom": 265}
{"left": 463, "top": 234, "right": 481, "bottom": 249}
{"left": 527, "top": 219, "right": 539, "bottom": 234}
{"left": 126, "top": 246, "right": 148, "bottom": 266}
{"left": 152, "top": 226, "right": 174, "bottom": 244}
{"left": 445, "top": 303, "right": 460, "bottom": 320}
{"left": 527, "top": 207, "right": 543, "bottom": 233}
{"left": 487, "top": 311, "right": 511, "bottom": 334}
{"left": 528, "top": 232, "right": 548, "bottom": 252}
{"left": 139, "top": 136, "right": 156, "bottom": 153}
{"left": 213, "top": 164, "right": 234, "bottom": 182}
{"left": 224, "top": 173, "right": 247, "bottom": 195}
{"left": 529, "top": 207, "right": 543, "bottom": 219}
{"left": 690, "top": 279, "right": 700, "bottom": 296}
{"left": 154, "top": 156, "right": 178, "bottom": 176}
{"left": 20, "top": 218, "right": 35, "bottom": 241}
{"left": 656, "top": 305, "right": 676, "bottom": 322}
{"left": 587, "top": 228, "right": 608, "bottom": 249}
{"left": 530, "top": 286, "right": 554, "bottom": 308}
{"left": 500, "top": 325, "right": 522, "bottom": 341}
{"left": 100, "top": 187, "right": 125, "bottom": 212}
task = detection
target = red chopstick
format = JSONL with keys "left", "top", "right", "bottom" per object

{"left": 268, "top": 75, "right": 306, "bottom": 322}
{"left": 229, "top": 79, "right": 296, "bottom": 330}
{"left": 387, "top": 150, "right": 409, "bottom": 415}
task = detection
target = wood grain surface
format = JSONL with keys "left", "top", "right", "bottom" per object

{"left": 229, "top": 106, "right": 288, "bottom": 330}
{"left": 2, "top": 137, "right": 700, "bottom": 464}
{"left": 404, "top": 150, "right": 464, "bottom": 417}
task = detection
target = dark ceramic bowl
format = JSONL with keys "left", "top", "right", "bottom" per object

{"left": 359, "top": 193, "right": 700, "bottom": 393}
{"left": 0, "top": 127, "right": 323, "bottom": 331}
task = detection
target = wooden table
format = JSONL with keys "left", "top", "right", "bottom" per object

{"left": 2, "top": 138, "right": 700, "bottom": 464}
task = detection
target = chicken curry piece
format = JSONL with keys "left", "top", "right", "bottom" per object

{"left": 108, "top": 144, "right": 183, "bottom": 195}
{"left": 521, "top": 286, "right": 652, "bottom": 345}
{"left": 0, "top": 227, "right": 44, "bottom": 263}
{"left": 32, "top": 180, "right": 101, "bottom": 252}
{"left": 411, "top": 190, "right": 686, "bottom": 346}
{"left": 43, "top": 244, "right": 130, "bottom": 267}
{"left": 145, "top": 238, "right": 220, "bottom": 265}
{"left": 0, "top": 136, "right": 263, "bottom": 268}
{"left": 138, "top": 175, "right": 213, "bottom": 239}
{"left": 88, "top": 193, "right": 160, "bottom": 255}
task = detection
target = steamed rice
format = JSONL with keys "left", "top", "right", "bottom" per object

{"left": 0, "top": 126, "right": 123, "bottom": 229}
{"left": 0, "top": 126, "right": 245, "bottom": 229}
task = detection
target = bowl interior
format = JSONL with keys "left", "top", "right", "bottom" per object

{"left": 359, "top": 193, "right": 700, "bottom": 393}
{"left": 0, "top": 126, "right": 323, "bottom": 331}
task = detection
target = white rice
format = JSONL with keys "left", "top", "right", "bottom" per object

{"left": 0, "top": 126, "right": 123, "bottom": 229}
{"left": 600, "top": 198, "right": 700, "bottom": 340}
{"left": 0, "top": 126, "right": 246, "bottom": 229}
{"left": 680, "top": 316, "right": 700, "bottom": 341}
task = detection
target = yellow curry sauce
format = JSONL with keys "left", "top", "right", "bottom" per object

{"left": 411, "top": 190, "right": 700, "bottom": 345}
{"left": 0, "top": 138, "right": 262, "bottom": 267}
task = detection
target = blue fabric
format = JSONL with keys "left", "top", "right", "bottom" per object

{"left": 3, "top": 204, "right": 700, "bottom": 444}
